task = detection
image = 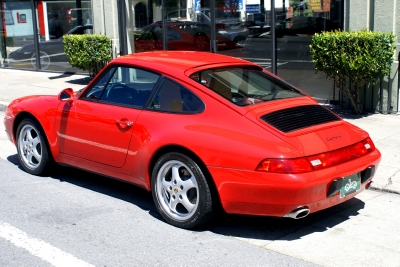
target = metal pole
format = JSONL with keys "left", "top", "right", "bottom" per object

{"left": 397, "top": 52, "right": 400, "bottom": 114}
{"left": 363, "top": 84, "right": 366, "bottom": 110}
{"left": 162, "top": 0, "right": 168, "bottom": 50}
{"left": 379, "top": 78, "right": 383, "bottom": 113}
{"left": 209, "top": 0, "right": 217, "bottom": 53}
{"left": 117, "top": 0, "right": 128, "bottom": 56}
{"left": 270, "top": 0, "right": 277, "bottom": 74}
{"left": 31, "top": 0, "right": 41, "bottom": 70}
{"left": 76, "top": 0, "right": 83, "bottom": 26}
{"left": 371, "top": 85, "right": 374, "bottom": 111}
{"left": 388, "top": 75, "right": 391, "bottom": 114}
{"left": 332, "top": 80, "right": 335, "bottom": 105}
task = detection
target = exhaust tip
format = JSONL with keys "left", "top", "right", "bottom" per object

{"left": 284, "top": 207, "right": 310, "bottom": 219}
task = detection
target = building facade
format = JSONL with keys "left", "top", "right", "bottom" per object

{"left": 0, "top": 0, "right": 399, "bottom": 113}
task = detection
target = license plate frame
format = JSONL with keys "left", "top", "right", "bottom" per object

{"left": 340, "top": 172, "right": 361, "bottom": 198}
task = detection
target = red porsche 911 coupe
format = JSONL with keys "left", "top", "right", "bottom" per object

{"left": 4, "top": 51, "right": 381, "bottom": 229}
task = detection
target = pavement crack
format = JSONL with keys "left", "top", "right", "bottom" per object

{"left": 385, "top": 177, "right": 393, "bottom": 187}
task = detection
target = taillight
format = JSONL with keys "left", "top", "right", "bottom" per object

{"left": 307, "top": 138, "right": 375, "bottom": 170}
{"left": 257, "top": 138, "right": 375, "bottom": 174}
{"left": 216, "top": 23, "right": 228, "bottom": 30}
{"left": 256, "top": 158, "right": 313, "bottom": 173}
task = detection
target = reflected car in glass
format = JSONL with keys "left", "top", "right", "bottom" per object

{"left": 135, "top": 21, "right": 238, "bottom": 52}
{"left": 6, "top": 24, "right": 93, "bottom": 70}
{"left": 166, "top": 8, "right": 249, "bottom": 43}
{"left": 4, "top": 51, "right": 381, "bottom": 229}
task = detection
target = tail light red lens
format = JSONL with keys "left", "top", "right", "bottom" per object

{"left": 256, "top": 158, "right": 313, "bottom": 173}
{"left": 307, "top": 137, "right": 375, "bottom": 170}
{"left": 257, "top": 138, "right": 376, "bottom": 173}
{"left": 216, "top": 23, "right": 228, "bottom": 30}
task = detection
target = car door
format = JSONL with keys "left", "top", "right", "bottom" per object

{"left": 57, "top": 65, "right": 160, "bottom": 167}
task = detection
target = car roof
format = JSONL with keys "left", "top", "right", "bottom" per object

{"left": 111, "top": 51, "right": 259, "bottom": 75}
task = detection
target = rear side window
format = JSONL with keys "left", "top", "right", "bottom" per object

{"left": 148, "top": 78, "right": 204, "bottom": 113}
{"left": 190, "top": 67, "right": 305, "bottom": 106}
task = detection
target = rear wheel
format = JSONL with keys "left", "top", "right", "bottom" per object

{"left": 151, "top": 152, "right": 214, "bottom": 229}
{"left": 16, "top": 118, "right": 53, "bottom": 175}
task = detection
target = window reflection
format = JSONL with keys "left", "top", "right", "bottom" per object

{"left": 1, "top": 0, "right": 92, "bottom": 73}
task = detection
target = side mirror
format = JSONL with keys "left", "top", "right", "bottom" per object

{"left": 58, "top": 88, "right": 74, "bottom": 101}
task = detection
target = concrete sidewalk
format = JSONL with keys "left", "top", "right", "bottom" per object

{"left": 1, "top": 68, "right": 399, "bottom": 194}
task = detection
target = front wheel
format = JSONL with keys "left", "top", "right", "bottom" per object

{"left": 151, "top": 152, "right": 214, "bottom": 229}
{"left": 16, "top": 118, "right": 53, "bottom": 175}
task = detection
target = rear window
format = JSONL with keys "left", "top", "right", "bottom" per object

{"left": 190, "top": 67, "right": 305, "bottom": 106}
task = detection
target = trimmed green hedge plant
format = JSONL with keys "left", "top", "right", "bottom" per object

{"left": 310, "top": 29, "right": 396, "bottom": 114}
{"left": 63, "top": 34, "right": 112, "bottom": 76}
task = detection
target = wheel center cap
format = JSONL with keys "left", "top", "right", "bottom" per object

{"left": 174, "top": 188, "right": 178, "bottom": 194}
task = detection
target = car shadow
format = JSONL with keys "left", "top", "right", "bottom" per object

{"left": 47, "top": 72, "right": 93, "bottom": 86}
{"left": 65, "top": 76, "right": 93, "bottom": 86}
{"left": 48, "top": 72, "right": 76, "bottom": 80}
{"left": 7, "top": 154, "right": 156, "bottom": 212}
{"left": 204, "top": 198, "right": 365, "bottom": 241}
{"left": 7, "top": 154, "right": 366, "bottom": 241}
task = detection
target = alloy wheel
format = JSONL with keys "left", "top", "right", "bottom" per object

{"left": 155, "top": 160, "right": 199, "bottom": 221}
{"left": 18, "top": 124, "right": 43, "bottom": 170}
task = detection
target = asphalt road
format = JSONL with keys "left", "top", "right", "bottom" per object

{"left": 1, "top": 111, "right": 400, "bottom": 267}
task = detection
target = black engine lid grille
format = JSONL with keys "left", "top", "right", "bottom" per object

{"left": 260, "top": 105, "right": 341, "bottom": 133}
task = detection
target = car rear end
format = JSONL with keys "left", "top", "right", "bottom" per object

{"left": 199, "top": 9, "right": 249, "bottom": 42}
{"left": 243, "top": 102, "right": 379, "bottom": 216}
{"left": 187, "top": 63, "right": 380, "bottom": 218}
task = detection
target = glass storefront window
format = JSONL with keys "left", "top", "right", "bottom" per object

{"left": 1, "top": 0, "right": 344, "bottom": 104}
{"left": 1, "top": 1, "right": 35, "bottom": 69}
{"left": 1, "top": 0, "right": 93, "bottom": 73}
{"left": 276, "top": 0, "right": 343, "bottom": 103}
{"left": 220, "top": 0, "right": 344, "bottom": 104}
{"left": 127, "top": 0, "right": 343, "bottom": 103}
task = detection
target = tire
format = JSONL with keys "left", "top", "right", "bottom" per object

{"left": 194, "top": 34, "right": 210, "bottom": 51}
{"left": 16, "top": 118, "right": 53, "bottom": 176}
{"left": 31, "top": 51, "right": 50, "bottom": 70}
{"left": 151, "top": 152, "right": 214, "bottom": 229}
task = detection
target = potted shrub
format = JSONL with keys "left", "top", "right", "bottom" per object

{"left": 310, "top": 29, "right": 396, "bottom": 114}
{"left": 63, "top": 34, "right": 112, "bottom": 76}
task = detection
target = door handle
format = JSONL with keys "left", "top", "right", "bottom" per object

{"left": 116, "top": 119, "right": 133, "bottom": 128}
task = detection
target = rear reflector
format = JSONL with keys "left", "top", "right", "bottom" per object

{"left": 256, "top": 138, "right": 376, "bottom": 174}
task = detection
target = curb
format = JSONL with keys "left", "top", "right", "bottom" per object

{"left": 0, "top": 101, "right": 8, "bottom": 112}
{"left": 370, "top": 186, "right": 400, "bottom": 195}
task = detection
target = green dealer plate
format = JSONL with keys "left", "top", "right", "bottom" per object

{"left": 340, "top": 172, "right": 361, "bottom": 198}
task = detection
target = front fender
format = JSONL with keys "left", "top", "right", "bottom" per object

{"left": 7, "top": 95, "right": 63, "bottom": 162}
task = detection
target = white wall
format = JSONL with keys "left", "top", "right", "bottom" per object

{"left": 5, "top": 10, "right": 34, "bottom": 37}
{"left": 345, "top": 0, "right": 399, "bottom": 114}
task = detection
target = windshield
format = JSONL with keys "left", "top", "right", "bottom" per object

{"left": 190, "top": 67, "right": 305, "bottom": 106}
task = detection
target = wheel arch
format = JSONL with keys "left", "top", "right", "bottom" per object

{"left": 13, "top": 112, "right": 55, "bottom": 161}
{"left": 13, "top": 112, "right": 39, "bottom": 141}
{"left": 148, "top": 145, "right": 222, "bottom": 208}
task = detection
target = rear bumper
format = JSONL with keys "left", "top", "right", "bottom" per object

{"left": 208, "top": 149, "right": 381, "bottom": 217}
